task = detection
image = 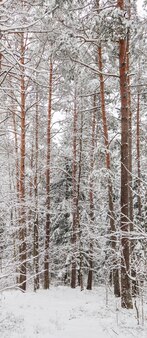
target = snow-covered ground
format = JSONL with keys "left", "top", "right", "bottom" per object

{"left": 0, "top": 286, "right": 147, "bottom": 337}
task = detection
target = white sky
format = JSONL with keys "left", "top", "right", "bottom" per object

{"left": 137, "top": 0, "right": 145, "bottom": 16}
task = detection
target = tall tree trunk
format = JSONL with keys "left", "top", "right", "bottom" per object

{"left": 44, "top": 58, "right": 53, "bottom": 289}
{"left": 11, "top": 98, "right": 20, "bottom": 285}
{"left": 12, "top": 110, "right": 20, "bottom": 201}
{"left": 19, "top": 32, "right": 27, "bottom": 291}
{"left": 87, "top": 94, "right": 96, "bottom": 290}
{"left": 71, "top": 88, "right": 78, "bottom": 288}
{"left": 34, "top": 86, "right": 39, "bottom": 291}
{"left": 117, "top": 0, "right": 133, "bottom": 309}
{"left": 136, "top": 91, "right": 142, "bottom": 218}
{"left": 127, "top": 1, "right": 133, "bottom": 232}
{"left": 77, "top": 110, "right": 83, "bottom": 291}
{"left": 126, "top": 2, "right": 137, "bottom": 295}
{"left": 28, "top": 142, "right": 34, "bottom": 234}
{"left": 98, "top": 45, "right": 120, "bottom": 297}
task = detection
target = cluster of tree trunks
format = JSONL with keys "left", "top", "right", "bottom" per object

{"left": 0, "top": 0, "right": 144, "bottom": 310}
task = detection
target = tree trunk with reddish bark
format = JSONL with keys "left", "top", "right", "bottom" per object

{"left": 117, "top": 0, "right": 133, "bottom": 309}
{"left": 127, "top": 1, "right": 134, "bottom": 233}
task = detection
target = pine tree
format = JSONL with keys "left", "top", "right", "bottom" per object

{"left": 19, "top": 32, "right": 27, "bottom": 291}
{"left": 117, "top": 0, "right": 133, "bottom": 309}
{"left": 44, "top": 57, "right": 53, "bottom": 289}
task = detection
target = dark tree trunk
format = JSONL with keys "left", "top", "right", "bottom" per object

{"left": 136, "top": 91, "right": 142, "bottom": 218}
{"left": 19, "top": 32, "right": 27, "bottom": 291}
{"left": 44, "top": 58, "right": 53, "bottom": 289}
{"left": 34, "top": 86, "right": 39, "bottom": 291}
{"left": 98, "top": 45, "right": 120, "bottom": 297}
{"left": 117, "top": 0, "right": 133, "bottom": 309}
{"left": 71, "top": 88, "right": 78, "bottom": 289}
{"left": 77, "top": 111, "right": 84, "bottom": 291}
{"left": 87, "top": 94, "right": 96, "bottom": 291}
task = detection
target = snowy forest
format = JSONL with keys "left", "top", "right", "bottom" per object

{"left": 0, "top": 0, "right": 147, "bottom": 335}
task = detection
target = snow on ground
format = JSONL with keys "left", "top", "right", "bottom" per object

{"left": 0, "top": 286, "right": 147, "bottom": 338}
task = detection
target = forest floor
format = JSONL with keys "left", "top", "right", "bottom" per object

{"left": 0, "top": 285, "right": 147, "bottom": 337}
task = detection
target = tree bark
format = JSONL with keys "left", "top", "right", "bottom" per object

{"left": 117, "top": 0, "right": 133, "bottom": 309}
{"left": 127, "top": 1, "right": 133, "bottom": 232}
{"left": 44, "top": 58, "right": 53, "bottom": 289}
{"left": 77, "top": 111, "right": 84, "bottom": 291}
{"left": 71, "top": 88, "right": 78, "bottom": 288}
{"left": 11, "top": 96, "right": 20, "bottom": 285}
{"left": 34, "top": 85, "right": 39, "bottom": 291}
{"left": 98, "top": 45, "right": 120, "bottom": 297}
{"left": 87, "top": 94, "right": 96, "bottom": 290}
{"left": 136, "top": 91, "right": 142, "bottom": 218}
{"left": 19, "top": 32, "right": 27, "bottom": 291}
